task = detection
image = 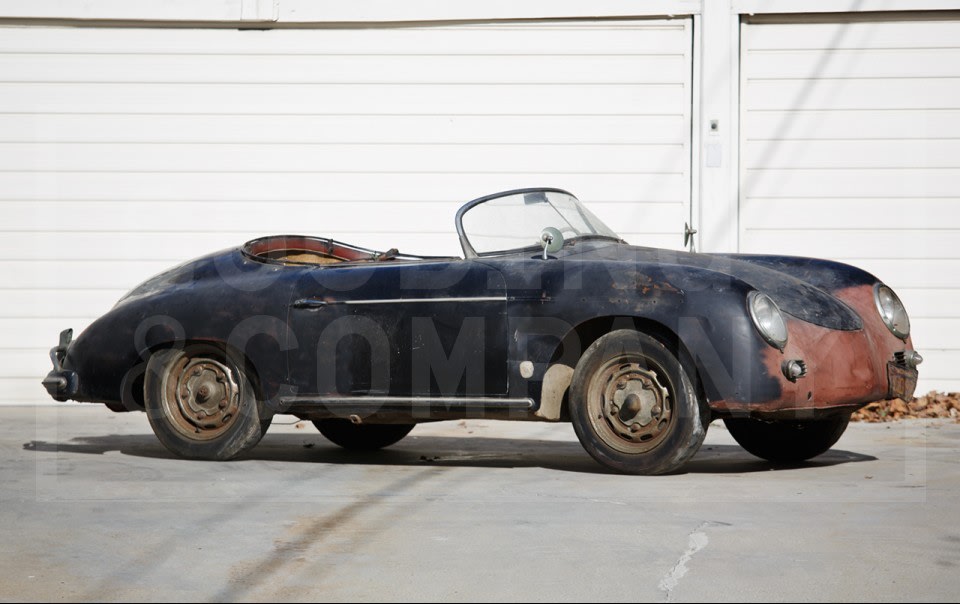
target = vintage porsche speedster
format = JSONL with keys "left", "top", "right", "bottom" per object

{"left": 43, "top": 188, "right": 920, "bottom": 474}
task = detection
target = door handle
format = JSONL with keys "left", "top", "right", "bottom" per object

{"left": 291, "top": 298, "right": 328, "bottom": 310}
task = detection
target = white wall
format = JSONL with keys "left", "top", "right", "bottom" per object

{"left": 0, "top": 18, "right": 694, "bottom": 404}
{"left": 739, "top": 15, "right": 960, "bottom": 393}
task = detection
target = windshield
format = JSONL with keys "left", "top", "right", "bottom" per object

{"left": 457, "top": 189, "right": 621, "bottom": 257}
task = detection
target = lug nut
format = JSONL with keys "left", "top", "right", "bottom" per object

{"left": 630, "top": 423, "right": 641, "bottom": 433}
{"left": 652, "top": 405, "right": 662, "bottom": 416}
{"left": 610, "top": 405, "right": 619, "bottom": 415}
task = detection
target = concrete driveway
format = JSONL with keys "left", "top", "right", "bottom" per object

{"left": 3, "top": 406, "right": 959, "bottom": 602}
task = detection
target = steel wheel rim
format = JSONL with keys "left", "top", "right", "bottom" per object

{"left": 585, "top": 354, "right": 674, "bottom": 454}
{"left": 161, "top": 351, "right": 242, "bottom": 441}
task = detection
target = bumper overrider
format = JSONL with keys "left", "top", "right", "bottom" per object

{"left": 888, "top": 350, "right": 922, "bottom": 401}
{"left": 41, "top": 328, "right": 79, "bottom": 402}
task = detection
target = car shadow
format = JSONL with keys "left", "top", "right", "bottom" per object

{"left": 22, "top": 432, "right": 877, "bottom": 475}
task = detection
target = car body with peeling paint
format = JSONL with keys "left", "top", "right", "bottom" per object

{"left": 42, "top": 188, "right": 921, "bottom": 474}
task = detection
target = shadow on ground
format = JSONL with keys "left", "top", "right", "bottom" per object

{"left": 23, "top": 431, "right": 877, "bottom": 475}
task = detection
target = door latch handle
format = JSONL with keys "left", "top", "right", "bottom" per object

{"left": 291, "top": 298, "right": 328, "bottom": 310}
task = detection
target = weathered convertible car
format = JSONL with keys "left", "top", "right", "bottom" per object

{"left": 43, "top": 188, "right": 920, "bottom": 474}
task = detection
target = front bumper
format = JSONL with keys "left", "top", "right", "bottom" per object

{"left": 41, "top": 328, "right": 79, "bottom": 402}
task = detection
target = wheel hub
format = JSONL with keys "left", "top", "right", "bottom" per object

{"left": 588, "top": 359, "right": 673, "bottom": 454}
{"left": 172, "top": 358, "right": 240, "bottom": 435}
{"left": 614, "top": 385, "right": 657, "bottom": 427}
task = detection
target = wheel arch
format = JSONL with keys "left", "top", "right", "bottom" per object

{"left": 550, "top": 316, "right": 688, "bottom": 361}
{"left": 125, "top": 338, "right": 267, "bottom": 413}
{"left": 537, "top": 315, "right": 708, "bottom": 422}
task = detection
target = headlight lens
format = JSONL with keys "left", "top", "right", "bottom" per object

{"left": 748, "top": 291, "right": 788, "bottom": 350}
{"left": 874, "top": 283, "right": 910, "bottom": 339}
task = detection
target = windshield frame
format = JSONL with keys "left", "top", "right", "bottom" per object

{"left": 455, "top": 187, "right": 623, "bottom": 258}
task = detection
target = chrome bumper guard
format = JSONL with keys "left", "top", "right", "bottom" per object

{"left": 41, "top": 328, "right": 79, "bottom": 402}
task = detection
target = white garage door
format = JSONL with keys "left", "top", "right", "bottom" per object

{"left": 0, "top": 19, "right": 693, "bottom": 404}
{"left": 740, "top": 15, "right": 960, "bottom": 394}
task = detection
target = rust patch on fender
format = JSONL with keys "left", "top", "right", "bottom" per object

{"left": 711, "top": 283, "right": 915, "bottom": 417}
{"left": 636, "top": 275, "right": 683, "bottom": 296}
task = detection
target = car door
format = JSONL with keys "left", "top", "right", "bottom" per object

{"left": 286, "top": 259, "right": 509, "bottom": 398}
{"left": 485, "top": 254, "right": 578, "bottom": 391}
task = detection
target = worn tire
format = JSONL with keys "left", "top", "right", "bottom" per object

{"left": 314, "top": 420, "right": 415, "bottom": 451}
{"left": 145, "top": 344, "right": 267, "bottom": 460}
{"left": 569, "top": 329, "right": 709, "bottom": 475}
{"left": 723, "top": 415, "right": 850, "bottom": 463}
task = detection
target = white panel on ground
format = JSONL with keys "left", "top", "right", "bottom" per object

{"left": 0, "top": 19, "right": 693, "bottom": 404}
{"left": 740, "top": 15, "right": 960, "bottom": 394}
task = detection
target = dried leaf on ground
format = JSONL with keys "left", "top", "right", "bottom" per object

{"left": 851, "top": 391, "right": 960, "bottom": 422}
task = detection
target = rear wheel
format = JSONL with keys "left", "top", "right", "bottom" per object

{"left": 723, "top": 415, "right": 850, "bottom": 463}
{"left": 314, "top": 420, "right": 415, "bottom": 451}
{"left": 569, "top": 330, "right": 709, "bottom": 475}
{"left": 145, "top": 344, "right": 267, "bottom": 460}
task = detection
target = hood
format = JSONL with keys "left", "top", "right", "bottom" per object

{"left": 571, "top": 242, "right": 866, "bottom": 331}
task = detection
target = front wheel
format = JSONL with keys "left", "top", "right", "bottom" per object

{"left": 569, "top": 330, "right": 709, "bottom": 475}
{"left": 723, "top": 415, "right": 850, "bottom": 463}
{"left": 144, "top": 344, "right": 268, "bottom": 460}
{"left": 313, "top": 419, "right": 415, "bottom": 451}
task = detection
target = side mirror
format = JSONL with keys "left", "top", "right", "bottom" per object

{"left": 540, "top": 227, "right": 564, "bottom": 259}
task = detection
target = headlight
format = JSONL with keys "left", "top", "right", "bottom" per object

{"left": 748, "top": 291, "right": 788, "bottom": 350}
{"left": 874, "top": 283, "right": 910, "bottom": 339}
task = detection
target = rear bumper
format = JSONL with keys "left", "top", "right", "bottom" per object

{"left": 41, "top": 329, "right": 79, "bottom": 402}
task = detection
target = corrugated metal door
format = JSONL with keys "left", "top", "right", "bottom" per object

{"left": 0, "top": 19, "right": 694, "bottom": 404}
{"left": 739, "top": 14, "right": 960, "bottom": 393}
